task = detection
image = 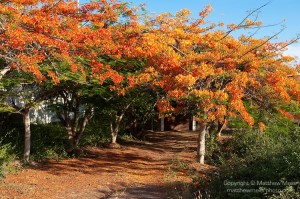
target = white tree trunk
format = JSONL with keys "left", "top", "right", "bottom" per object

{"left": 23, "top": 111, "right": 31, "bottom": 163}
{"left": 111, "top": 131, "right": 118, "bottom": 144}
{"left": 217, "top": 121, "right": 226, "bottom": 137}
{"left": 0, "top": 67, "right": 10, "bottom": 80}
{"left": 110, "top": 119, "right": 120, "bottom": 145}
{"left": 197, "top": 123, "right": 207, "bottom": 164}
{"left": 109, "top": 103, "right": 131, "bottom": 145}
{"left": 192, "top": 116, "right": 197, "bottom": 131}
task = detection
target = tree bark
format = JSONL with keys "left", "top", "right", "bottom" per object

{"left": 217, "top": 121, "right": 225, "bottom": 137}
{"left": 197, "top": 123, "right": 207, "bottom": 164}
{"left": 110, "top": 119, "right": 120, "bottom": 144}
{"left": 109, "top": 103, "right": 131, "bottom": 145}
{"left": 109, "top": 121, "right": 121, "bottom": 148}
{"left": 56, "top": 99, "right": 94, "bottom": 153}
{"left": 66, "top": 125, "right": 76, "bottom": 152}
{"left": 23, "top": 110, "right": 31, "bottom": 163}
{"left": 111, "top": 131, "right": 118, "bottom": 144}
{"left": 160, "top": 117, "right": 164, "bottom": 131}
{"left": 0, "top": 66, "right": 10, "bottom": 80}
{"left": 75, "top": 108, "right": 93, "bottom": 146}
{"left": 192, "top": 116, "right": 197, "bottom": 131}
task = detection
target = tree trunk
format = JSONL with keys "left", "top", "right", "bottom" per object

{"left": 192, "top": 116, "right": 197, "bottom": 131}
{"left": 133, "top": 118, "right": 138, "bottom": 135}
{"left": 66, "top": 126, "right": 76, "bottom": 152}
{"left": 75, "top": 108, "right": 93, "bottom": 146}
{"left": 197, "top": 123, "right": 207, "bottom": 164}
{"left": 109, "top": 104, "right": 130, "bottom": 145}
{"left": 23, "top": 110, "right": 31, "bottom": 163}
{"left": 111, "top": 131, "right": 118, "bottom": 144}
{"left": 109, "top": 118, "right": 122, "bottom": 149}
{"left": 217, "top": 121, "right": 226, "bottom": 137}
{"left": 160, "top": 117, "right": 164, "bottom": 131}
{"left": 110, "top": 118, "right": 120, "bottom": 145}
{"left": 151, "top": 118, "right": 154, "bottom": 131}
{"left": 0, "top": 66, "right": 10, "bottom": 80}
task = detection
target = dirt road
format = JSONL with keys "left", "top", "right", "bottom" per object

{"left": 0, "top": 131, "right": 212, "bottom": 199}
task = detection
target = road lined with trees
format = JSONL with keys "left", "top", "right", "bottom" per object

{"left": 0, "top": 0, "right": 300, "bottom": 198}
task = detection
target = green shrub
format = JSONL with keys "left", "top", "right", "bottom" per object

{"left": 269, "top": 186, "right": 300, "bottom": 199}
{"left": 205, "top": 133, "right": 228, "bottom": 165}
{"left": 80, "top": 116, "right": 140, "bottom": 146}
{"left": 30, "top": 123, "right": 68, "bottom": 161}
{"left": 208, "top": 129, "right": 300, "bottom": 198}
{"left": 0, "top": 117, "right": 114, "bottom": 162}
{"left": 0, "top": 141, "right": 17, "bottom": 178}
{"left": 80, "top": 118, "right": 111, "bottom": 147}
{"left": 0, "top": 122, "right": 68, "bottom": 162}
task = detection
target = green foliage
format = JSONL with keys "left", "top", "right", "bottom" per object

{"left": 80, "top": 115, "right": 146, "bottom": 147}
{"left": 0, "top": 142, "right": 16, "bottom": 178}
{"left": 0, "top": 122, "right": 68, "bottom": 162}
{"left": 124, "top": 88, "right": 158, "bottom": 133}
{"left": 169, "top": 156, "right": 190, "bottom": 171}
{"left": 119, "top": 133, "right": 137, "bottom": 142}
{"left": 205, "top": 133, "right": 223, "bottom": 165}
{"left": 30, "top": 124, "right": 68, "bottom": 161}
{"left": 208, "top": 127, "right": 300, "bottom": 198}
{"left": 80, "top": 116, "right": 111, "bottom": 147}
{"left": 269, "top": 186, "right": 300, "bottom": 199}
{"left": 0, "top": 103, "right": 15, "bottom": 112}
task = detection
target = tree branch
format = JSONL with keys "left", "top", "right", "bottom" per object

{"left": 239, "top": 28, "right": 284, "bottom": 58}
{"left": 220, "top": 1, "right": 271, "bottom": 41}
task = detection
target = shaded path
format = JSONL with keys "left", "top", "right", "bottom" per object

{"left": 0, "top": 131, "right": 213, "bottom": 198}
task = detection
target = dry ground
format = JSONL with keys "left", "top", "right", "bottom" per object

{"left": 0, "top": 131, "right": 217, "bottom": 199}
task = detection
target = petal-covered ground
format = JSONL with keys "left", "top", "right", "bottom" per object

{"left": 0, "top": 131, "right": 216, "bottom": 199}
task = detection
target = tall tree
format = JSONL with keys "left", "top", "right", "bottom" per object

{"left": 0, "top": 0, "right": 145, "bottom": 155}
{"left": 0, "top": 71, "right": 49, "bottom": 163}
{"left": 138, "top": 5, "right": 300, "bottom": 164}
{"left": 48, "top": 82, "right": 94, "bottom": 154}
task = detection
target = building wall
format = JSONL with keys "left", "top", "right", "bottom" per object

{"left": 164, "top": 115, "right": 192, "bottom": 131}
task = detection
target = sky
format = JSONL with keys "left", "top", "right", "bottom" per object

{"left": 81, "top": 0, "right": 300, "bottom": 60}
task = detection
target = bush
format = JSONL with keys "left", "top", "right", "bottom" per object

{"left": 0, "top": 142, "right": 16, "bottom": 178}
{"left": 80, "top": 117, "right": 111, "bottom": 147}
{"left": 80, "top": 115, "right": 140, "bottom": 147}
{"left": 0, "top": 122, "right": 68, "bottom": 162}
{"left": 0, "top": 116, "right": 114, "bottom": 162}
{"left": 208, "top": 129, "right": 300, "bottom": 198}
{"left": 269, "top": 186, "right": 300, "bottom": 199}
{"left": 30, "top": 123, "right": 68, "bottom": 161}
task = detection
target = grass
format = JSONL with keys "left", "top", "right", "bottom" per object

{"left": 164, "top": 155, "right": 212, "bottom": 199}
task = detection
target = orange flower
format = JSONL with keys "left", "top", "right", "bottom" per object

{"left": 258, "top": 122, "right": 266, "bottom": 131}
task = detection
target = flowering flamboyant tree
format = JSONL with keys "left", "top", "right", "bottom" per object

{"left": 0, "top": 0, "right": 141, "bottom": 81}
{"left": 134, "top": 5, "right": 300, "bottom": 164}
{"left": 0, "top": 0, "right": 143, "bottom": 161}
